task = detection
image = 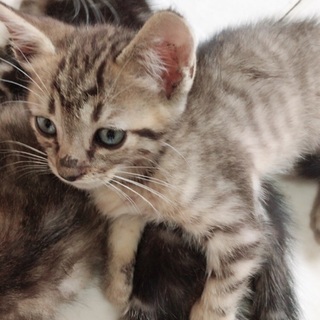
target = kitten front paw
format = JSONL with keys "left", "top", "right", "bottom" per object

{"left": 104, "top": 215, "right": 146, "bottom": 312}
{"left": 105, "top": 259, "right": 135, "bottom": 312}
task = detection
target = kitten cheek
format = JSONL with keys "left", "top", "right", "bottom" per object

{"left": 46, "top": 159, "right": 60, "bottom": 178}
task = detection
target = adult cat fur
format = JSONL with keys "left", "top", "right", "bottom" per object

{"left": 0, "top": 103, "right": 107, "bottom": 319}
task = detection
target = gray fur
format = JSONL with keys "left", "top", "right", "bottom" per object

{"left": 0, "top": 6, "right": 306, "bottom": 320}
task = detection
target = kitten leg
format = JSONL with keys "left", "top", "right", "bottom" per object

{"left": 105, "top": 214, "right": 146, "bottom": 313}
{"left": 310, "top": 184, "right": 320, "bottom": 244}
{"left": 189, "top": 211, "right": 265, "bottom": 320}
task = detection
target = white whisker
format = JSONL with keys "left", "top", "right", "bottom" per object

{"left": 80, "top": 0, "right": 90, "bottom": 24}
{"left": 0, "top": 57, "right": 46, "bottom": 95}
{"left": 114, "top": 175, "right": 176, "bottom": 207}
{"left": 134, "top": 156, "right": 172, "bottom": 176}
{"left": 73, "top": 0, "right": 81, "bottom": 20}
{"left": 13, "top": 165, "right": 49, "bottom": 174}
{"left": 102, "top": 180, "right": 140, "bottom": 214}
{"left": 107, "top": 54, "right": 134, "bottom": 101}
{"left": 0, "top": 78, "right": 44, "bottom": 101}
{"left": 2, "top": 141, "right": 47, "bottom": 156}
{"left": 0, "top": 149, "right": 47, "bottom": 162}
{"left": 0, "top": 100, "right": 43, "bottom": 108}
{"left": 107, "top": 83, "right": 136, "bottom": 102}
{"left": 13, "top": 45, "right": 50, "bottom": 96}
{"left": 116, "top": 170, "right": 180, "bottom": 191}
{"left": 0, "top": 159, "right": 47, "bottom": 168}
{"left": 111, "top": 178, "right": 160, "bottom": 215}
{"left": 15, "top": 168, "right": 51, "bottom": 180}
{"left": 100, "top": 0, "right": 120, "bottom": 23}
{"left": 87, "top": 0, "right": 104, "bottom": 23}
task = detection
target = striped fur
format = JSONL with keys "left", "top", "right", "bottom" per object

{"left": 125, "top": 182, "right": 298, "bottom": 320}
{"left": 0, "top": 6, "right": 308, "bottom": 320}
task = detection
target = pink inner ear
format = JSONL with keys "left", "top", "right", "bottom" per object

{"left": 154, "top": 41, "right": 183, "bottom": 98}
{"left": 11, "top": 40, "right": 38, "bottom": 60}
{"left": 7, "top": 24, "right": 44, "bottom": 59}
{"left": 0, "top": 4, "right": 55, "bottom": 61}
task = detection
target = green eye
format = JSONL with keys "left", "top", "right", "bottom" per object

{"left": 96, "top": 128, "right": 126, "bottom": 148}
{"left": 35, "top": 116, "right": 56, "bottom": 136}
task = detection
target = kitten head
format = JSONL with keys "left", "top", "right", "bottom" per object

{"left": 0, "top": 4, "right": 196, "bottom": 190}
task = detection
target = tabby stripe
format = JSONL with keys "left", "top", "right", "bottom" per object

{"left": 208, "top": 276, "right": 246, "bottom": 295}
{"left": 209, "top": 307, "right": 227, "bottom": 317}
{"left": 221, "top": 241, "right": 261, "bottom": 266}
{"left": 85, "top": 85, "right": 99, "bottom": 97}
{"left": 131, "top": 129, "right": 164, "bottom": 140}
{"left": 92, "top": 101, "right": 103, "bottom": 122}
{"left": 96, "top": 59, "right": 107, "bottom": 88}
{"left": 221, "top": 80, "right": 260, "bottom": 136}
{"left": 69, "top": 47, "right": 81, "bottom": 67}
{"left": 48, "top": 96, "right": 55, "bottom": 114}
{"left": 207, "top": 223, "right": 243, "bottom": 238}
{"left": 54, "top": 82, "right": 73, "bottom": 110}
{"left": 57, "top": 56, "right": 67, "bottom": 74}
{"left": 91, "top": 41, "right": 108, "bottom": 65}
{"left": 210, "top": 265, "right": 234, "bottom": 280}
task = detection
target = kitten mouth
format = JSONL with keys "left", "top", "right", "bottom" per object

{"left": 67, "top": 179, "right": 104, "bottom": 190}
{"left": 48, "top": 163, "right": 102, "bottom": 190}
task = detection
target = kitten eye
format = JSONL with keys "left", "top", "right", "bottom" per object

{"left": 95, "top": 128, "right": 126, "bottom": 148}
{"left": 35, "top": 116, "right": 56, "bottom": 136}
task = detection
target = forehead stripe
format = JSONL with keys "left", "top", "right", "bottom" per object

{"left": 96, "top": 59, "right": 107, "bottom": 88}
{"left": 48, "top": 96, "right": 55, "bottom": 114}
{"left": 131, "top": 129, "right": 164, "bottom": 140}
{"left": 92, "top": 102, "right": 103, "bottom": 122}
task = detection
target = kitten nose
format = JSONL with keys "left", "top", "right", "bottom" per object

{"left": 58, "top": 155, "right": 87, "bottom": 182}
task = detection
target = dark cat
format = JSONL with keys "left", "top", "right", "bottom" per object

{"left": 19, "top": 0, "right": 151, "bottom": 27}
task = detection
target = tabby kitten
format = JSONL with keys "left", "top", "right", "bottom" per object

{"left": 0, "top": 1, "right": 207, "bottom": 319}
{"left": 0, "top": 98, "right": 298, "bottom": 320}
{"left": 0, "top": 5, "right": 308, "bottom": 319}
{"left": 0, "top": 4, "right": 299, "bottom": 319}
{"left": 0, "top": 100, "right": 207, "bottom": 320}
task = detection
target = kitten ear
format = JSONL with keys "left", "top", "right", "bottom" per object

{"left": 0, "top": 4, "right": 55, "bottom": 61}
{"left": 116, "top": 11, "right": 196, "bottom": 99}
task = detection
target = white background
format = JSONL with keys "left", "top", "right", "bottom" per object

{"left": 2, "top": 0, "right": 320, "bottom": 319}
